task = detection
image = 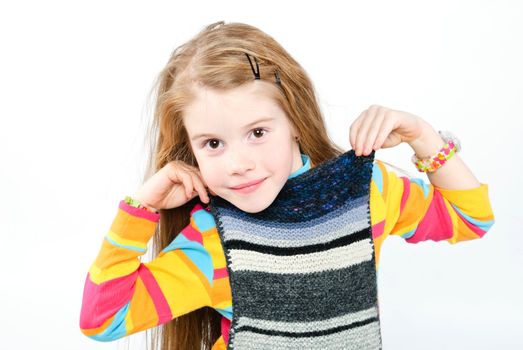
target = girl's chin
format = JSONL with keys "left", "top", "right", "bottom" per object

{"left": 231, "top": 195, "right": 279, "bottom": 213}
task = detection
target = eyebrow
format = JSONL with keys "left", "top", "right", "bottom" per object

{"left": 190, "top": 117, "right": 276, "bottom": 141}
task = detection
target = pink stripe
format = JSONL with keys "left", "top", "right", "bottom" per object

{"left": 80, "top": 271, "right": 137, "bottom": 329}
{"left": 137, "top": 264, "right": 172, "bottom": 324}
{"left": 214, "top": 267, "right": 229, "bottom": 279}
{"left": 221, "top": 316, "right": 231, "bottom": 345}
{"left": 406, "top": 190, "right": 453, "bottom": 243}
{"left": 372, "top": 220, "right": 385, "bottom": 240}
{"left": 190, "top": 202, "right": 205, "bottom": 215}
{"left": 119, "top": 200, "right": 161, "bottom": 222}
{"left": 181, "top": 224, "right": 203, "bottom": 244}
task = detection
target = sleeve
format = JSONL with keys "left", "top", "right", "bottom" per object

{"left": 79, "top": 200, "right": 214, "bottom": 342}
{"left": 370, "top": 159, "right": 495, "bottom": 245}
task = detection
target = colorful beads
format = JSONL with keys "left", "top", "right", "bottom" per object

{"left": 124, "top": 195, "right": 159, "bottom": 214}
{"left": 412, "top": 141, "right": 457, "bottom": 173}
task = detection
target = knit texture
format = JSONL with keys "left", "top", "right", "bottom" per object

{"left": 207, "top": 149, "right": 382, "bottom": 350}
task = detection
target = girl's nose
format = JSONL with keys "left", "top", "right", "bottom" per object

{"left": 227, "top": 151, "right": 256, "bottom": 176}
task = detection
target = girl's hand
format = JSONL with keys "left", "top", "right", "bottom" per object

{"left": 133, "top": 160, "right": 217, "bottom": 210}
{"left": 349, "top": 104, "right": 427, "bottom": 156}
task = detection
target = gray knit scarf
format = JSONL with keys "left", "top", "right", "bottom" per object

{"left": 207, "top": 149, "right": 382, "bottom": 349}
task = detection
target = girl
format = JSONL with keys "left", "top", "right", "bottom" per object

{"left": 79, "top": 21, "right": 495, "bottom": 349}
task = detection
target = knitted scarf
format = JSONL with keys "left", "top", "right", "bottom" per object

{"left": 207, "top": 149, "right": 382, "bottom": 349}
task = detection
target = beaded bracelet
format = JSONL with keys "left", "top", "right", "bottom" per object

{"left": 124, "top": 195, "right": 159, "bottom": 214}
{"left": 411, "top": 140, "right": 458, "bottom": 173}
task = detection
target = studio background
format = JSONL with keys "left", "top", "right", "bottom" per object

{"left": 0, "top": 1, "right": 521, "bottom": 349}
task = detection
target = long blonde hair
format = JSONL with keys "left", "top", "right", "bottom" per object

{"left": 139, "top": 20, "right": 396, "bottom": 350}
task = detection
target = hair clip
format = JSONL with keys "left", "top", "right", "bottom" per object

{"left": 245, "top": 53, "right": 282, "bottom": 86}
{"left": 245, "top": 53, "right": 260, "bottom": 80}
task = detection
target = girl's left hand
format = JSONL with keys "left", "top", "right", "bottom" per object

{"left": 349, "top": 104, "right": 427, "bottom": 156}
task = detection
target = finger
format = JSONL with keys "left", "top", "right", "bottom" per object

{"left": 192, "top": 169, "right": 216, "bottom": 197}
{"left": 183, "top": 172, "right": 195, "bottom": 199}
{"left": 181, "top": 164, "right": 207, "bottom": 200}
{"left": 354, "top": 108, "right": 377, "bottom": 155}
{"left": 349, "top": 110, "right": 366, "bottom": 151}
{"left": 169, "top": 168, "right": 194, "bottom": 199}
{"left": 191, "top": 172, "right": 209, "bottom": 203}
{"left": 365, "top": 109, "right": 386, "bottom": 153}
{"left": 374, "top": 116, "right": 395, "bottom": 149}
{"left": 186, "top": 168, "right": 212, "bottom": 201}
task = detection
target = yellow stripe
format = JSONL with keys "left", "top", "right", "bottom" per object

{"left": 125, "top": 306, "right": 134, "bottom": 334}
{"left": 369, "top": 180, "right": 385, "bottom": 226}
{"left": 435, "top": 183, "right": 493, "bottom": 217}
{"left": 107, "top": 230, "right": 148, "bottom": 250}
{"left": 375, "top": 160, "right": 389, "bottom": 203}
{"left": 112, "top": 207, "right": 157, "bottom": 242}
{"left": 202, "top": 232, "right": 227, "bottom": 269}
{"left": 214, "top": 300, "right": 232, "bottom": 310}
{"left": 88, "top": 261, "right": 140, "bottom": 285}
{"left": 147, "top": 250, "right": 212, "bottom": 317}
{"left": 382, "top": 168, "right": 405, "bottom": 236}
{"left": 211, "top": 336, "right": 227, "bottom": 350}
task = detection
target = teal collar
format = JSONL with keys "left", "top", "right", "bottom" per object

{"left": 288, "top": 153, "right": 311, "bottom": 179}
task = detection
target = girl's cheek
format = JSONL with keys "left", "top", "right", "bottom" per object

{"left": 199, "top": 166, "right": 220, "bottom": 193}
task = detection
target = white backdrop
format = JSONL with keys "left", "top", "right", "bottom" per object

{"left": 1, "top": 1, "right": 521, "bottom": 349}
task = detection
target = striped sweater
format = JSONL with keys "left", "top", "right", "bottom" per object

{"left": 79, "top": 152, "right": 495, "bottom": 349}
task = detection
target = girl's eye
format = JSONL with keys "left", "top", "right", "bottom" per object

{"left": 202, "top": 128, "right": 267, "bottom": 150}
{"left": 203, "top": 139, "right": 222, "bottom": 150}
{"left": 251, "top": 128, "right": 267, "bottom": 139}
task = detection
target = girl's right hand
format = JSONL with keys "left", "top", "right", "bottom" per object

{"left": 133, "top": 160, "right": 216, "bottom": 211}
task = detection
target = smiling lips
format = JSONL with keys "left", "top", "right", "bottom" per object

{"left": 230, "top": 177, "right": 266, "bottom": 194}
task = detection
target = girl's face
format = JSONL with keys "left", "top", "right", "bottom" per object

{"left": 183, "top": 80, "right": 303, "bottom": 213}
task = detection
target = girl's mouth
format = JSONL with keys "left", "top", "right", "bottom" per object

{"left": 231, "top": 177, "right": 266, "bottom": 194}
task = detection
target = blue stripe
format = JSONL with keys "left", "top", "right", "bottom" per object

{"left": 193, "top": 209, "right": 216, "bottom": 231}
{"left": 410, "top": 177, "right": 430, "bottom": 198}
{"left": 371, "top": 162, "right": 383, "bottom": 194}
{"left": 451, "top": 203, "right": 496, "bottom": 232}
{"left": 216, "top": 305, "right": 233, "bottom": 320}
{"left": 400, "top": 227, "right": 417, "bottom": 239}
{"left": 105, "top": 236, "right": 146, "bottom": 253}
{"left": 161, "top": 233, "right": 213, "bottom": 285}
{"left": 90, "top": 301, "right": 130, "bottom": 341}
